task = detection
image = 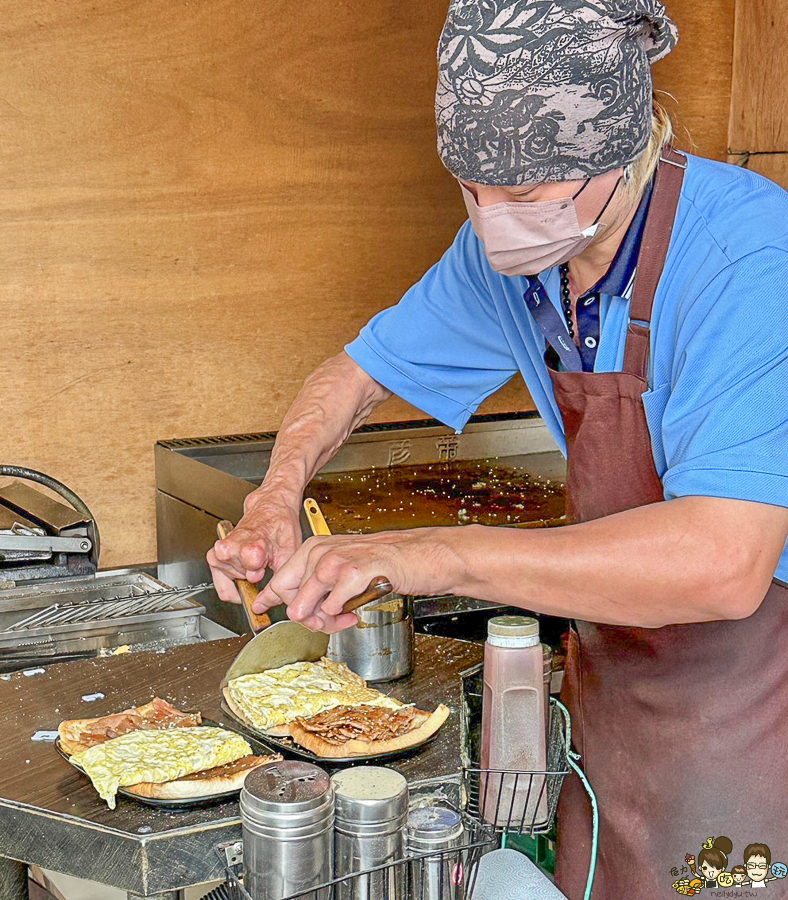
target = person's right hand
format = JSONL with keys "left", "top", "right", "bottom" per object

{"left": 206, "top": 488, "right": 302, "bottom": 605}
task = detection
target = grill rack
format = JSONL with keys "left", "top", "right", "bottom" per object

{"left": 7, "top": 582, "right": 212, "bottom": 631}
{"left": 0, "top": 578, "right": 212, "bottom": 668}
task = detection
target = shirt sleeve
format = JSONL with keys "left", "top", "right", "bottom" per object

{"left": 661, "top": 249, "right": 788, "bottom": 509}
{"left": 345, "top": 221, "right": 519, "bottom": 433}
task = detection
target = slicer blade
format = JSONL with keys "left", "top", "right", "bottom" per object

{"left": 220, "top": 620, "right": 329, "bottom": 688}
{"left": 7, "top": 582, "right": 212, "bottom": 631}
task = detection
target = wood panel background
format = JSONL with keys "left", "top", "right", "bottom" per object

{"left": 0, "top": 0, "right": 743, "bottom": 566}
{"left": 728, "top": 0, "right": 788, "bottom": 188}
{"left": 729, "top": 0, "right": 788, "bottom": 154}
{"left": 654, "top": 0, "right": 734, "bottom": 160}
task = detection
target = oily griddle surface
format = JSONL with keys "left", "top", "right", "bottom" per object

{"left": 0, "top": 634, "right": 482, "bottom": 835}
{"left": 310, "top": 460, "right": 565, "bottom": 532}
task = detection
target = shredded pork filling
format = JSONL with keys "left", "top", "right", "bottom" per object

{"left": 74, "top": 699, "right": 202, "bottom": 748}
{"left": 177, "top": 755, "right": 274, "bottom": 780}
{"left": 293, "top": 704, "right": 419, "bottom": 745}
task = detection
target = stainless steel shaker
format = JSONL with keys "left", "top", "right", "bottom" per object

{"left": 328, "top": 593, "right": 414, "bottom": 682}
{"left": 331, "top": 766, "right": 409, "bottom": 900}
{"left": 407, "top": 806, "right": 466, "bottom": 900}
{"left": 241, "top": 761, "right": 334, "bottom": 900}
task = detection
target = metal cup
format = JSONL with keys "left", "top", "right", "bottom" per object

{"left": 328, "top": 594, "right": 414, "bottom": 683}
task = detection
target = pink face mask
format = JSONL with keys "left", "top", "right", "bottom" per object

{"left": 460, "top": 178, "right": 619, "bottom": 277}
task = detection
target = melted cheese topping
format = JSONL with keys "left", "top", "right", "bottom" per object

{"left": 72, "top": 726, "right": 251, "bottom": 808}
{"left": 227, "top": 658, "right": 403, "bottom": 732}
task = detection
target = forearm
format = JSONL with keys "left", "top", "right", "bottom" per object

{"left": 257, "top": 495, "right": 787, "bottom": 631}
{"left": 444, "top": 497, "right": 786, "bottom": 627}
{"left": 250, "top": 352, "right": 391, "bottom": 507}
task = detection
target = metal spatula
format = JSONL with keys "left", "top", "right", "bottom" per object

{"left": 219, "top": 511, "right": 393, "bottom": 685}
{"left": 302, "top": 497, "right": 393, "bottom": 613}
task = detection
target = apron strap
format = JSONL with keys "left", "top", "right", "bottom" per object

{"left": 622, "top": 146, "right": 687, "bottom": 378}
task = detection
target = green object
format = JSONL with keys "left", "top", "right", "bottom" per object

{"left": 503, "top": 830, "right": 557, "bottom": 876}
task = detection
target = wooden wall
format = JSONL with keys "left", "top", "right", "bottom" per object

{"left": 0, "top": 0, "right": 754, "bottom": 567}
{"left": 653, "top": 0, "right": 735, "bottom": 161}
{"left": 728, "top": 1, "right": 788, "bottom": 186}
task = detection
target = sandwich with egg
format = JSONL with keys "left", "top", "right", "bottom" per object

{"left": 223, "top": 658, "right": 449, "bottom": 757}
{"left": 59, "top": 699, "right": 280, "bottom": 807}
{"left": 289, "top": 703, "right": 450, "bottom": 758}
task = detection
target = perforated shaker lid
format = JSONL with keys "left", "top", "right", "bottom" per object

{"left": 407, "top": 806, "right": 462, "bottom": 836}
{"left": 407, "top": 806, "right": 465, "bottom": 851}
{"left": 243, "top": 760, "right": 331, "bottom": 812}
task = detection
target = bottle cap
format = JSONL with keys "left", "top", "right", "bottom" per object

{"left": 487, "top": 615, "right": 540, "bottom": 648}
{"left": 488, "top": 615, "right": 538, "bottom": 638}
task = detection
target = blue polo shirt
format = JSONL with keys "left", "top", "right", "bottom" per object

{"left": 345, "top": 155, "right": 788, "bottom": 581}
{"left": 545, "top": 175, "right": 654, "bottom": 372}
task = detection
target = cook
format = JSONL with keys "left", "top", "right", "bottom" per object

{"left": 208, "top": 1, "right": 788, "bottom": 896}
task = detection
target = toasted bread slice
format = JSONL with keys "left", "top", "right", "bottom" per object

{"left": 124, "top": 753, "right": 281, "bottom": 799}
{"left": 289, "top": 704, "right": 450, "bottom": 758}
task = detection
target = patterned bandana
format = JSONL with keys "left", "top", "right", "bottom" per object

{"left": 435, "top": 0, "right": 678, "bottom": 185}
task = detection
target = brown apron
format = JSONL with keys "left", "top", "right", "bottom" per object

{"left": 551, "top": 148, "right": 788, "bottom": 899}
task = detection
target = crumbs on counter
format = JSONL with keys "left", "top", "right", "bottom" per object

{"left": 97, "top": 645, "right": 131, "bottom": 658}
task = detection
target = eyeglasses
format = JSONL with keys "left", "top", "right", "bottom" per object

{"left": 747, "top": 864, "right": 767, "bottom": 871}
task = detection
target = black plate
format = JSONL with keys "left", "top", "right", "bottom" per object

{"left": 220, "top": 700, "right": 439, "bottom": 765}
{"left": 55, "top": 719, "right": 281, "bottom": 809}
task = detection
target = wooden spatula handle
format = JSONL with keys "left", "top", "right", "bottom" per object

{"left": 341, "top": 575, "right": 394, "bottom": 614}
{"left": 216, "top": 520, "right": 271, "bottom": 633}
{"left": 303, "top": 499, "right": 394, "bottom": 615}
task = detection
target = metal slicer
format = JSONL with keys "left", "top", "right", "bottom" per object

{"left": 0, "top": 468, "right": 216, "bottom": 670}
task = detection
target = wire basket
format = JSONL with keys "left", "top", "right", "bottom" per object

{"left": 459, "top": 663, "right": 570, "bottom": 835}
{"left": 215, "top": 662, "right": 573, "bottom": 899}
{"left": 218, "top": 804, "right": 494, "bottom": 900}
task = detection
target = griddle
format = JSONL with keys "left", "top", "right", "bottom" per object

{"left": 154, "top": 413, "right": 567, "bottom": 635}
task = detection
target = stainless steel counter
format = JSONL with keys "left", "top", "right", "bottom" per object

{"left": 0, "top": 633, "right": 483, "bottom": 898}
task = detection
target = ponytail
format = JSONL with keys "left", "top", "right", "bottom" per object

{"left": 698, "top": 836, "right": 733, "bottom": 872}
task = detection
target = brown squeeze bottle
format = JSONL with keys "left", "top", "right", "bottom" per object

{"left": 480, "top": 615, "right": 548, "bottom": 829}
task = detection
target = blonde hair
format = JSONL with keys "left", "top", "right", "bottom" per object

{"left": 624, "top": 98, "right": 674, "bottom": 202}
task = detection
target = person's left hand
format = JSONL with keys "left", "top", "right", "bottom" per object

{"left": 253, "top": 527, "right": 465, "bottom": 633}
